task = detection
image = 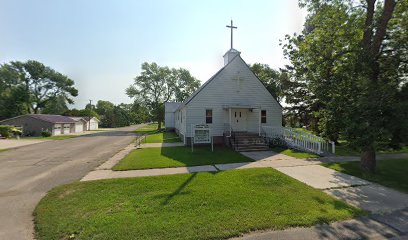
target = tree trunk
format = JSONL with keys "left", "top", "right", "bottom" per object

{"left": 157, "top": 118, "right": 162, "bottom": 130}
{"left": 361, "top": 145, "right": 376, "bottom": 174}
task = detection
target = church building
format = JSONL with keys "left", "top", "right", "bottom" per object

{"left": 165, "top": 21, "right": 282, "bottom": 146}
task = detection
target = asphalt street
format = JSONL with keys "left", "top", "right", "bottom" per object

{"left": 0, "top": 125, "right": 142, "bottom": 240}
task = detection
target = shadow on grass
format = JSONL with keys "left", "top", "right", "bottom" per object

{"left": 159, "top": 146, "right": 254, "bottom": 166}
{"left": 161, "top": 172, "right": 198, "bottom": 205}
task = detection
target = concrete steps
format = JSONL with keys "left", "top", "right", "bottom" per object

{"left": 231, "top": 132, "right": 269, "bottom": 152}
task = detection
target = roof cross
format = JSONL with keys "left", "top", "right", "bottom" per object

{"left": 226, "top": 19, "right": 237, "bottom": 49}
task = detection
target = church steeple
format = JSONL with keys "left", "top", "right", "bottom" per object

{"left": 223, "top": 19, "right": 240, "bottom": 65}
{"left": 226, "top": 19, "right": 237, "bottom": 49}
{"left": 223, "top": 48, "right": 240, "bottom": 65}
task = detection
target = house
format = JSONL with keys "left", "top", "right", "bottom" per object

{"left": 0, "top": 114, "right": 80, "bottom": 136}
{"left": 165, "top": 48, "right": 282, "bottom": 146}
{"left": 84, "top": 117, "right": 99, "bottom": 130}
{"left": 68, "top": 117, "right": 88, "bottom": 133}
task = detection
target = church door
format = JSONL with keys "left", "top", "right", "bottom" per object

{"left": 231, "top": 109, "right": 247, "bottom": 132}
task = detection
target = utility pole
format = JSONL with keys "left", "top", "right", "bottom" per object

{"left": 88, "top": 99, "right": 93, "bottom": 130}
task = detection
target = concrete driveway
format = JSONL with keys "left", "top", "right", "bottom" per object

{"left": 0, "top": 139, "right": 49, "bottom": 150}
{"left": 0, "top": 124, "right": 143, "bottom": 240}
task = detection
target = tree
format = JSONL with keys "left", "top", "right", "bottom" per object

{"left": 173, "top": 68, "right": 201, "bottom": 102}
{"left": 0, "top": 60, "right": 78, "bottom": 116}
{"left": 42, "top": 95, "right": 69, "bottom": 114}
{"left": 63, "top": 108, "right": 99, "bottom": 118}
{"left": 126, "top": 62, "right": 200, "bottom": 129}
{"left": 283, "top": 0, "right": 405, "bottom": 173}
{"left": 249, "top": 63, "right": 283, "bottom": 101}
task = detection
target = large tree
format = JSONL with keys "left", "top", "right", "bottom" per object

{"left": 0, "top": 60, "right": 78, "bottom": 117}
{"left": 283, "top": 0, "right": 406, "bottom": 173}
{"left": 126, "top": 62, "right": 200, "bottom": 129}
{"left": 249, "top": 63, "right": 283, "bottom": 101}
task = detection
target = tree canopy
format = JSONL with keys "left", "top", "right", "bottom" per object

{"left": 283, "top": 0, "right": 407, "bottom": 173}
{"left": 126, "top": 62, "right": 200, "bottom": 129}
{"left": 0, "top": 60, "right": 78, "bottom": 118}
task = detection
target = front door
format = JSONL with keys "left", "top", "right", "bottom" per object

{"left": 231, "top": 109, "right": 247, "bottom": 131}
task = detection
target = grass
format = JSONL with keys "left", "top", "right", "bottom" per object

{"left": 335, "top": 141, "right": 408, "bottom": 156}
{"left": 143, "top": 132, "right": 181, "bottom": 143}
{"left": 21, "top": 135, "right": 79, "bottom": 140}
{"left": 34, "top": 168, "right": 363, "bottom": 240}
{"left": 379, "top": 145, "right": 408, "bottom": 154}
{"left": 0, "top": 149, "right": 7, "bottom": 153}
{"left": 113, "top": 146, "right": 253, "bottom": 170}
{"left": 323, "top": 158, "right": 408, "bottom": 193}
{"left": 135, "top": 123, "right": 161, "bottom": 134}
{"left": 271, "top": 146, "right": 320, "bottom": 159}
{"left": 293, "top": 128, "right": 314, "bottom": 134}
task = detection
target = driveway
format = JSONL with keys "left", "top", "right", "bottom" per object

{"left": 0, "top": 125, "right": 143, "bottom": 240}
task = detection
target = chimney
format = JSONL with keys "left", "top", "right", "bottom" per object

{"left": 223, "top": 48, "right": 240, "bottom": 66}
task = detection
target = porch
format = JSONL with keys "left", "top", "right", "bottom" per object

{"left": 222, "top": 105, "right": 263, "bottom": 136}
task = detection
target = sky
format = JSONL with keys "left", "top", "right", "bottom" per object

{"left": 0, "top": 0, "right": 307, "bottom": 108}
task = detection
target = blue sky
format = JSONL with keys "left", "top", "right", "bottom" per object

{"left": 0, "top": 0, "right": 306, "bottom": 108}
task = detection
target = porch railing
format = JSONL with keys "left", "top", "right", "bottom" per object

{"left": 261, "top": 126, "right": 335, "bottom": 155}
{"left": 223, "top": 123, "right": 232, "bottom": 137}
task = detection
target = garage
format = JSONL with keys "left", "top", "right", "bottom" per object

{"left": 74, "top": 122, "right": 84, "bottom": 133}
{"left": 62, "top": 124, "right": 71, "bottom": 134}
{"left": 53, "top": 124, "right": 62, "bottom": 135}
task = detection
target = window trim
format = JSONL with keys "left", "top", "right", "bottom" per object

{"left": 206, "top": 109, "right": 213, "bottom": 124}
{"left": 261, "top": 110, "right": 267, "bottom": 123}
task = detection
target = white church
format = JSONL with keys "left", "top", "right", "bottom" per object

{"left": 165, "top": 21, "right": 282, "bottom": 149}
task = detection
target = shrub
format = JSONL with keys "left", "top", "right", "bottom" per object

{"left": 41, "top": 129, "right": 52, "bottom": 137}
{"left": 0, "top": 125, "right": 22, "bottom": 138}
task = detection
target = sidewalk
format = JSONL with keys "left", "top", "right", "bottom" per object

{"left": 233, "top": 213, "right": 406, "bottom": 240}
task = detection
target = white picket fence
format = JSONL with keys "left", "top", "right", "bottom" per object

{"left": 261, "top": 126, "right": 335, "bottom": 155}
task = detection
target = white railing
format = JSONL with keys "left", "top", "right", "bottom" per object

{"left": 223, "top": 123, "right": 232, "bottom": 137}
{"left": 261, "top": 126, "right": 335, "bottom": 155}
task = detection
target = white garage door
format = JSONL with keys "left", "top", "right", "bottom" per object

{"left": 63, "top": 124, "right": 71, "bottom": 134}
{"left": 75, "top": 122, "right": 84, "bottom": 133}
{"left": 53, "top": 124, "right": 62, "bottom": 135}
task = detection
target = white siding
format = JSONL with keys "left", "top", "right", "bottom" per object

{"left": 185, "top": 55, "right": 282, "bottom": 137}
{"left": 74, "top": 122, "right": 84, "bottom": 133}
{"left": 165, "top": 112, "right": 175, "bottom": 128}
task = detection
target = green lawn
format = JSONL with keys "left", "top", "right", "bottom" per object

{"left": 379, "top": 145, "right": 408, "bottom": 154}
{"left": 335, "top": 142, "right": 360, "bottom": 156}
{"left": 22, "top": 135, "right": 79, "bottom": 140}
{"left": 335, "top": 141, "right": 408, "bottom": 156}
{"left": 271, "top": 146, "right": 320, "bottom": 158}
{"left": 143, "top": 132, "right": 181, "bottom": 143}
{"left": 34, "top": 168, "right": 363, "bottom": 240}
{"left": 135, "top": 123, "right": 161, "bottom": 134}
{"left": 113, "top": 146, "right": 253, "bottom": 170}
{"left": 0, "top": 149, "right": 7, "bottom": 153}
{"left": 323, "top": 158, "right": 408, "bottom": 193}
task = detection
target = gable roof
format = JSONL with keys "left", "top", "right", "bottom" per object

{"left": 177, "top": 53, "right": 240, "bottom": 110}
{"left": 68, "top": 117, "right": 88, "bottom": 123}
{"left": 165, "top": 102, "right": 181, "bottom": 113}
{"left": 29, "top": 114, "right": 77, "bottom": 123}
{"left": 177, "top": 53, "right": 282, "bottom": 110}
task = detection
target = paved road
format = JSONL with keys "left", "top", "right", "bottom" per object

{"left": 0, "top": 125, "right": 142, "bottom": 240}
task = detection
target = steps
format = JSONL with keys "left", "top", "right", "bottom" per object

{"left": 230, "top": 132, "right": 269, "bottom": 152}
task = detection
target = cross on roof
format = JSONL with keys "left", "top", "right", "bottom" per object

{"left": 226, "top": 19, "right": 237, "bottom": 49}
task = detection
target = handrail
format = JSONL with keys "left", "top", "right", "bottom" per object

{"left": 261, "top": 126, "right": 335, "bottom": 155}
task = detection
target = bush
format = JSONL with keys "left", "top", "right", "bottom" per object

{"left": 0, "top": 125, "right": 22, "bottom": 138}
{"left": 41, "top": 129, "right": 52, "bottom": 137}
